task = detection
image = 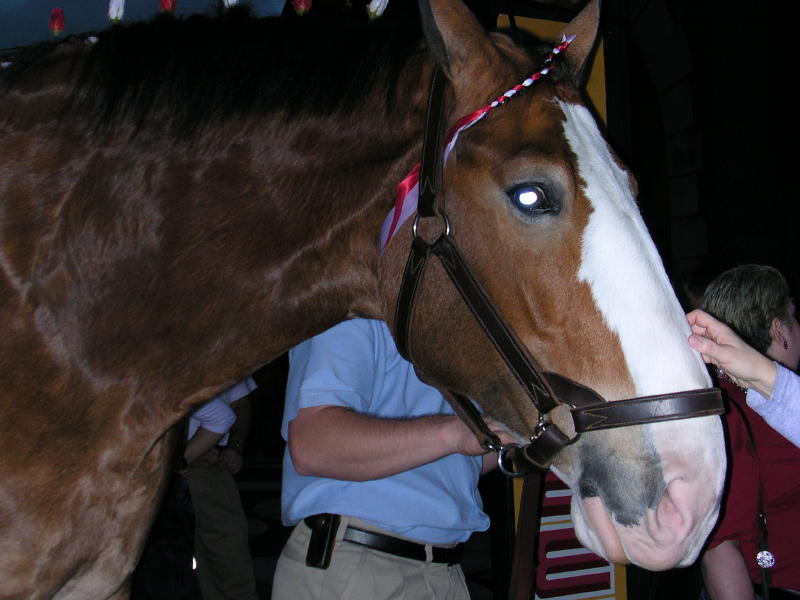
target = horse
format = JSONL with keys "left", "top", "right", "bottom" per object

{"left": 0, "top": 0, "right": 726, "bottom": 597}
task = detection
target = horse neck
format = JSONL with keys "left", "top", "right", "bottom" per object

{"left": 150, "top": 58, "right": 436, "bottom": 394}
{"left": 0, "top": 45, "right": 433, "bottom": 430}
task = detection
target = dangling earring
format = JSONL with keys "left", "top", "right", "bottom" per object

{"left": 784, "top": 340, "right": 789, "bottom": 350}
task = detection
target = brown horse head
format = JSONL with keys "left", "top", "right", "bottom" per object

{"left": 380, "top": 0, "right": 725, "bottom": 570}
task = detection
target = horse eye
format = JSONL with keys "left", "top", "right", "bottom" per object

{"left": 507, "top": 184, "right": 554, "bottom": 215}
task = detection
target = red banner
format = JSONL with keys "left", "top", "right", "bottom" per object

{"left": 535, "top": 473, "right": 625, "bottom": 600}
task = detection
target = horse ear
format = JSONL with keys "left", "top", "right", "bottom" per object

{"left": 556, "top": 0, "right": 601, "bottom": 86}
{"left": 418, "top": 0, "right": 497, "bottom": 83}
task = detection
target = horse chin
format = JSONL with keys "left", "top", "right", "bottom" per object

{"left": 571, "top": 479, "right": 719, "bottom": 570}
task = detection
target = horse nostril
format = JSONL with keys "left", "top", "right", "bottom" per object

{"left": 651, "top": 477, "right": 695, "bottom": 543}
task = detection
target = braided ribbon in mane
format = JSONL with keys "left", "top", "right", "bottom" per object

{"left": 379, "top": 34, "right": 575, "bottom": 251}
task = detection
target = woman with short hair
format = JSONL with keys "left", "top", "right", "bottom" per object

{"left": 693, "top": 265, "right": 800, "bottom": 600}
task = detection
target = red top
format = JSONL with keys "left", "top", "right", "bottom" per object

{"left": 708, "top": 378, "right": 800, "bottom": 588}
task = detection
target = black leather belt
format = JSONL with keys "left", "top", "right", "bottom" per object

{"left": 303, "top": 516, "right": 462, "bottom": 565}
{"left": 343, "top": 525, "right": 463, "bottom": 565}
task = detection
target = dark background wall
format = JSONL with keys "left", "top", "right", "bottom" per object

{"left": 602, "top": 0, "right": 795, "bottom": 300}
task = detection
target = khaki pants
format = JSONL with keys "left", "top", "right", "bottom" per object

{"left": 185, "top": 465, "right": 257, "bottom": 600}
{"left": 271, "top": 517, "right": 471, "bottom": 600}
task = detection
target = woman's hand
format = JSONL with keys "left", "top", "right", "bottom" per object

{"left": 687, "top": 309, "right": 776, "bottom": 397}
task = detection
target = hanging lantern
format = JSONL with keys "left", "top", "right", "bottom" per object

{"left": 108, "top": 0, "right": 125, "bottom": 21}
{"left": 291, "top": 0, "right": 311, "bottom": 15}
{"left": 160, "top": 0, "right": 176, "bottom": 12}
{"left": 367, "top": 0, "right": 388, "bottom": 19}
{"left": 49, "top": 8, "right": 65, "bottom": 36}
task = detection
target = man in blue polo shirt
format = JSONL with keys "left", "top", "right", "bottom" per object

{"left": 271, "top": 318, "right": 513, "bottom": 600}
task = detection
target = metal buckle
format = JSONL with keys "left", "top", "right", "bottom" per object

{"left": 412, "top": 210, "right": 451, "bottom": 241}
{"left": 496, "top": 444, "right": 525, "bottom": 478}
{"left": 495, "top": 414, "right": 553, "bottom": 477}
{"left": 531, "top": 414, "right": 548, "bottom": 440}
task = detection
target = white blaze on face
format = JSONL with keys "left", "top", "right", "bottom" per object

{"left": 558, "top": 99, "right": 726, "bottom": 568}
{"left": 558, "top": 99, "right": 708, "bottom": 395}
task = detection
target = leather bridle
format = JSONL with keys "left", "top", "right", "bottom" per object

{"left": 393, "top": 67, "right": 723, "bottom": 476}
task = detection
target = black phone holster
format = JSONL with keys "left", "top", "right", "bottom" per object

{"left": 303, "top": 514, "right": 341, "bottom": 569}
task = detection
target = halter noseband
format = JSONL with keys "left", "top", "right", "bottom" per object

{"left": 393, "top": 56, "right": 723, "bottom": 477}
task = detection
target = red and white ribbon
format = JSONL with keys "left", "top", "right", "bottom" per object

{"left": 379, "top": 34, "right": 575, "bottom": 251}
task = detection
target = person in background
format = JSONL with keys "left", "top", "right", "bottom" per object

{"left": 692, "top": 265, "right": 800, "bottom": 600}
{"left": 185, "top": 377, "right": 258, "bottom": 600}
{"left": 271, "top": 318, "right": 516, "bottom": 600}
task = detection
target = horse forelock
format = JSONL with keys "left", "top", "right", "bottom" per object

{"left": 490, "top": 26, "right": 579, "bottom": 87}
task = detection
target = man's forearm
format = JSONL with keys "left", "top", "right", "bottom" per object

{"left": 288, "top": 405, "right": 484, "bottom": 481}
{"left": 184, "top": 427, "right": 224, "bottom": 463}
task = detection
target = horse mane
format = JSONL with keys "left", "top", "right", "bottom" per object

{"left": 2, "top": 6, "right": 426, "bottom": 136}
{"left": 1, "top": 5, "right": 569, "bottom": 138}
